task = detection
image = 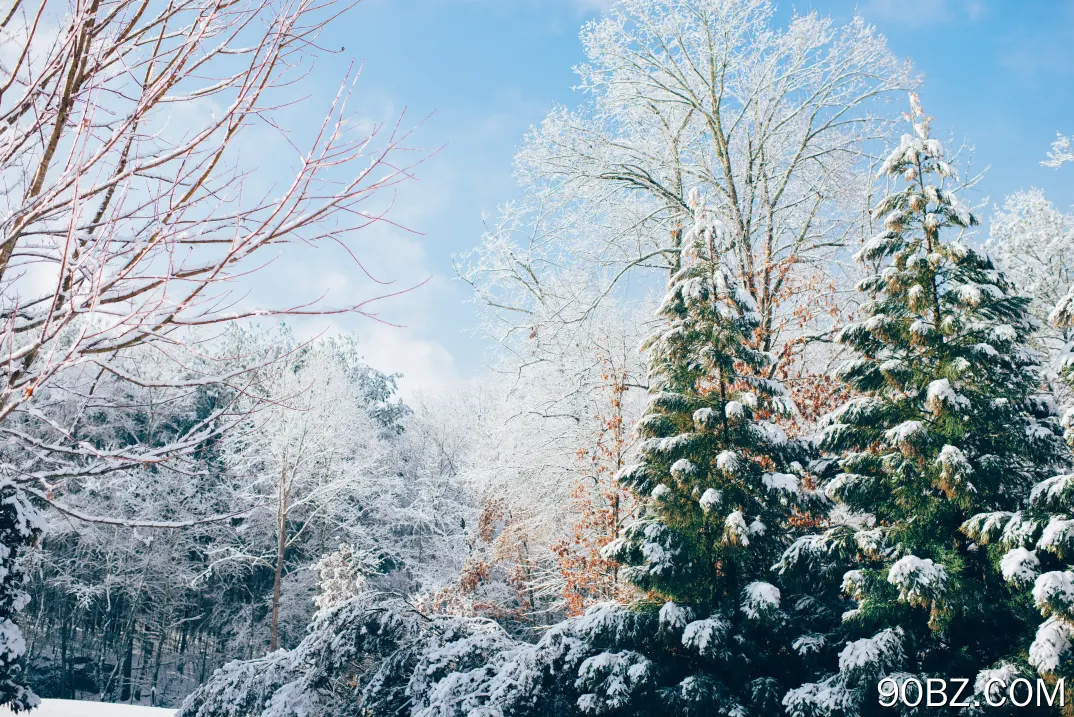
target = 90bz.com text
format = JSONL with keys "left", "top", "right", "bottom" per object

{"left": 878, "top": 677, "right": 1064, "bottom": 709}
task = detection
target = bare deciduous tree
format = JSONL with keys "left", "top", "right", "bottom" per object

{"left": 986, "top": 190, "right": 1074, "bottom": 368}
{"left": 1, "top": 0, "right": 418, "bottom": 482}
{"left": 210, "top": 337, "right": 388, "bottom": 651}
{"left": 461, "top": 0, "right": 914, "bottom": 380}
{"left": 0, "top": 0, "right": 421, "bottom": 704}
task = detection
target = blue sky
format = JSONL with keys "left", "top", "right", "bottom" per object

{"left": 255, "top": 0, "right": 1074, "bottom": 395}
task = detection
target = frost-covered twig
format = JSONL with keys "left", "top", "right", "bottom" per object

{"left": 1044, "top": 132, "right": 1073, "bottom": 168}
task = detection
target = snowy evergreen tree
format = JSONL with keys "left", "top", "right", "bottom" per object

{"left": 782, "top": 96, "right": 1071, "bottom": 715}
{"left": 964, "top": 288, "right": 1074, "bottom": 689}
{"left": 571, "top": 188, "right": 830, "bottom": 713}
{"left": 0, "top": 484, "right": 42, "bottom": 712}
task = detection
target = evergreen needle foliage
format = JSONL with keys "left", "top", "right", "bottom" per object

{"left": 591, "top": 189, "right": 831, "bottom": 712}
{"left": 0, "top": 484, "right": 42, "bottom": 711}
{"left": 782, "top": 96, "right": 1071, "bottom": 716}
{"left": 964, "top": 271, "right": 1074, "bottom": 690}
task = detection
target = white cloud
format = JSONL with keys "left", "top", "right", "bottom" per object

{"left": 863, "top": 0, "right": 986, "bottom": 26}
{"left": 248, "top": 241, "right": 465, "bottom": 398}
{"left": 572, "top": 0, "right": 615, "bottom": 12}
{"left": 356, "top": 321, "right": 462, "bottom": 399}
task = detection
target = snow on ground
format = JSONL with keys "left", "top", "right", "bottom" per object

{"left": 0, "top": 699, "right": 174, "bottom": 716}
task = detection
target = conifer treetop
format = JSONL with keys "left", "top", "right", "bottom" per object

{"left": 782, "top": 95, "right": 1069, "bottom": 717}
{"left": 585, "top": 189, "right": 830, "bottom": 714}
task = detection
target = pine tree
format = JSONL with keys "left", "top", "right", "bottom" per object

{"left": 782, "top": 96, "right": 1071, "bottom": 716}
{"left": 553, "top": 189, "right": 828, "bottom": 715}
{"left": 964, "top": 293, "right": 1074, "bottom": 690}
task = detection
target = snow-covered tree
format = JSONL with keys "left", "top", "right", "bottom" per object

{"left": 180, "top": 196, "right": 837, "bottom": 717}
{"left": 0, "top": 0, "right": 422, "bottom": 702}
{"left": 204, "top": 331, "right": 393, "bottom": 651}
{"left": 461, "top": 0, "right": 912, "bottom": 392}
{"left": 582, "top": 189, "right": 829, "bottom": 713}
{"left": 1040, "top": 126, "right": 1074, "bottom": 334}
{"left": 0, "top": 487, "right": 43, "bottom": 711}
{"left": 412, "top": 317, "right": 651, "bottom": 630}
{"left": 20, "top": 350, "right": 250, "bottom": 705}
{"left": 963, "top": 127, "right": 1074, "bottom": 690}
{"left": 965, "top": 255, "right": 1074, "bottom": 689}
{"left": 986, "top": 190, "right": 1074, "bottom": 375}
{"left": 550, "top": 360, "right": 639, "bottom": 616}
{"left": 965, "top": 467, "right": 1074, "bottom": 689}
{"left": 782, "top": 97, "right": 1071, "bottom": 715}
{"left": 5, "top": 343, "right": 258, "bottom": 708}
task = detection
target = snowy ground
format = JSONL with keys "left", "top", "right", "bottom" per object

{"left": 0, "top": 700, "right": 174, "bottom": 716}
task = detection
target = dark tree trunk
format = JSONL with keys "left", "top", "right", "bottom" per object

{"left": 118, "top": 626, "right": 135, "bottom": 703}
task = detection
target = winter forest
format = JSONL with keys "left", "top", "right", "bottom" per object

{"left": 1, "top": 0, "right": 1073, "bottom": 714}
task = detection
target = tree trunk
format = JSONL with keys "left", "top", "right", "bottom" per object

{"left": 198, "top": 640, "right": 208, "bottom": 685}
{"left": 60, "top": 615, "right": 70, "bottom": 699}
{"left": 150, "top": 623, "right": 165, "bottom": 705}
{"left": 270, "top": 455, "right": 289, "bottom": 651}
{"left": 118, "top": 626, "right": 135, "bottom": 703}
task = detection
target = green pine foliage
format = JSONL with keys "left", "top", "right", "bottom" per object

{"left": 782, "top": 98, "right": 1071, "bottom": 716}
{"left": 613, "top": 189, "right": 817, "bottom": 600}
{"left": 594, "top": 189, "right": 831, "bottom": 713}
{"left": 964, "top": 296, "right": 1074, "bottom": 687}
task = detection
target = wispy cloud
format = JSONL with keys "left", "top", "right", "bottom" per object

{"left": 572, "top": 0, "right": 615, "bottom": 14}
{"left": 864, "top": 0, "right": 986, "bottom": 27}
